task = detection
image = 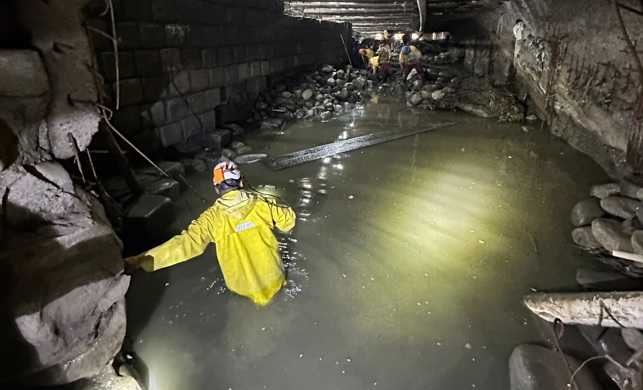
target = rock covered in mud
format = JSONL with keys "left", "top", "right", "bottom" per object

{"left": 591, "top": 218, "right": 633, "bottom": 252}
{"left": 600, "top": 196, "right": 641, "bottom": 219}
{"left": 570, "top": 198, "right": 604, "bottom": 227}
{"left": 572, "top": 226, "right": 602, "bottom": 249}
{"left": 591, "top": 183, "right": 621, "bottom": 199}
{"left": 0, "top": 163, "right": 129, "bottom": 385}
{"left": 509, "top": 344, "right": 601, "bottom": 390}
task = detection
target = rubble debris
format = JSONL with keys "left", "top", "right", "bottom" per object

{"left": 268, "top": 122, "right": 455, "bottom": 170}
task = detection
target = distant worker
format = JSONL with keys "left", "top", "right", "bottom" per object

{"left": 399, "top": 33, "right": 423, "bottom": 80}
{"left": 376, "top": 41, "right": 393, "bottom": 81}
{"left": 125, "top": 161, "right": 296, "bottom": 306}
{"left": 359, "top": 47, "right": 375, "bottom": 69}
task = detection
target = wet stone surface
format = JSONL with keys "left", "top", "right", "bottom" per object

{"left": 125, "top": 97, "right": 608, "bottom": 390}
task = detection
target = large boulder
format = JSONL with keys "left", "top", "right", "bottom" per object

{"left": 570, "top": 198, "right": 604, "bottom": 227}
{"left": 509, "top": 344, "right": 601, "bottom": 390}
{"left": 600, "top": 196, "right": 641, "bottom": 219}
{"left": 0, "top": 162, "right": 129, "bottom": 386}
{"left": 591, "top": 218, "right": 633, "bottom": 252}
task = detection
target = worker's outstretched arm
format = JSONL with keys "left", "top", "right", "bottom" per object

{"left": 268, "top": 201, "right": 296, "bottom": 233}
{"left": 140, "top": 209, "right": 214, "bottom": 272}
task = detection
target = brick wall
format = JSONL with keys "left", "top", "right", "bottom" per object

{"left": 92, "top": 0, "right": 350, "bottom": 153}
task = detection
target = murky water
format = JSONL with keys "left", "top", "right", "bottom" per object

{"left": 126, "top": 97, "right": 609, "bottom": 390}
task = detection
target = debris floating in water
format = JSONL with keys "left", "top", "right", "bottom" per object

{"left": 268, "top": 123, "right": 455, "bottom": 170}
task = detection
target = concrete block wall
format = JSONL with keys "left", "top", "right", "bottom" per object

{"left": 94, "top": 0, "right": 350, "bottom": 153}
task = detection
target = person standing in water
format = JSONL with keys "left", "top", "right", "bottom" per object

{"left": 125, "top": 161, "right": 296, "bottom": 306}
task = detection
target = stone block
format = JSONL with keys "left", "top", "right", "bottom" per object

{"left": 182, "top": 48, "right": 202, "bottom": 69}
{"left": 0, "top": 49, "right": 48, "bottom": 97}
{"left": 186, "top": 91, "right": 209, "bottom": 114}
{"left": 246, "top": 76, "right": 267, "bottom": 97}
{"left": 206, "top": 88, "right": 222, "bottom": 106}
{"left": 112, "top": 105, "right": 142, "bottom": 133}
{"left": 189, "top": 69, "right": 209, "bottom": 92}
{"left": 115, "top": 79, "right": 143, "bottom": 107}
{"left": 238, "top": 63, "right": 250, "bottom": 80}
{"left": 201, "top": 48, "right": 217, "bottom": 67}
{"left": 199, "top": 110, "right": 216, "bottom": 131}
{"left": 166, "top": 97, "right": 189, "bottom": 122}
{"left": 125, "top": 194, "right": 173, "bottom": 242}
{"left": 141, "top": 76, "right": 173, "bottom": 102}
{"left": 135, "top": 50, "right": 162, "bottom": 77}
{"left": 99, "top": 52, "right": 136, "bottom": 82}
{"left": 250, "top": 61, "right": 262, "bottom": 78}
{"left": 144, "top": 178, "right": 181, "bottom": 201}
{"left": 116, "top": 22, "right": 140, "bottom": 49}
{"left": 158, "top": 122, "right": 183, "bottom": 147}
{"left": 224, "top": 65, "right": 239, "bottom": 84}
{"left": 150, "top": 0, "right": 176, "bottom": 21}
{"left": 208, "top": 129, "right": 232, "bottom": 149}
{"left": 160, "top": 48, "right": 182, "bottom": 72}
{"left": 209, "top": 67, "right": 226, "bottom": 87}
{"left": 172, "top": 71, "right": 190, "bottom": 94}
{"left": 260, "top": 60, "right": 270, "bottom": 76}
{"left": 181, "top": 116, "right": 201, "bottom": 139}
{"left": 202, "top": 26, "right": 224, "bottom": 46}
{"left": 217, "top": 47, "right": 233, "bottom": 66}
{"left": 139, "top": 23, "right": 165, "bottom": 48}
{"left": 148, "top": 102, "right": 166, "bottom": 125}
{"left": 119, "top": 1, "right": 151, "bottom": 21}
{"left": 165, "top": 24, "right": 190, "bottom": 46}
{"left": 233, "top": 46, "right": 247, "bottom": 63}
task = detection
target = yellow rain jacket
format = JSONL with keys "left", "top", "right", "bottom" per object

{"left": 141, "top": 190, "right": 296, "bottom": 306}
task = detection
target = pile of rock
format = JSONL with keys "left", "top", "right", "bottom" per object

{"left": 571, "top": 181, "right": 643, "bottom": 258}
{"left": 254, "top": 64, "right": 372, "bottom": 125}
{"left": 404, "top": 71, "right": 459, "bottom": 111}
{"left": 510, "top": 180, "right": 643, "bottom": 390}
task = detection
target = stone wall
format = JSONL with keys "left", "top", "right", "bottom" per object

{"left": 457, "top": 1, "right": 643, "bottom": 178}
{"left": 0, "top": 0, "right": 129, "bottom": 386}
{"left": 92, "top": 0, "right": 350, "bottom": 155}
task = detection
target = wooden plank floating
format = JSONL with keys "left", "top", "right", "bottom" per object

{"left": 267, "top": 122, "right": 455, "bottom": 170}
{"left": 524, "top": 291, "right": 643, "bottom": 329}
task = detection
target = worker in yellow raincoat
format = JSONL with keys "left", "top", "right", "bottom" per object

{"left": 125, "top": 161, "right": 296, "bottom": 306}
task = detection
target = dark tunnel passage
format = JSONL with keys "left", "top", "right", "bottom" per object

{"left": 1, "top": 1, "right": 643, "bottom": 389}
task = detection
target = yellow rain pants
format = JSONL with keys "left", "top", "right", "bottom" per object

{"left": 141, "top": 190, "right": 296, "bottom": 306}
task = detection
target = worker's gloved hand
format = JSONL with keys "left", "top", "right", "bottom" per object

{"left": 124, "top": 255, "right": 152, "bottom": 275}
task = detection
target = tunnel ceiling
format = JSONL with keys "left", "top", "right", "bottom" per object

{"left": 284, "top": 0, "right": 420, "bottom": 37}
{"left": 283, "top": 1, "right": 492, "bottom": 36}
